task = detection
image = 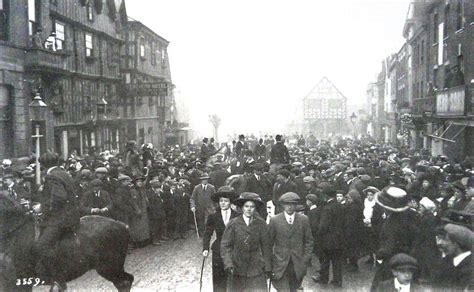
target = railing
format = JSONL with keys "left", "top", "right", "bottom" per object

{"left": 25, "top": 48, "right": 71, "bottom": 72}
{"left": 413, "top": 97, "right": 435, "bottom": 116}
{"left": 436, "top": 85, "right": 467, "bottom": 116}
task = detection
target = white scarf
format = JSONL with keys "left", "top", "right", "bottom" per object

{"left": 363, "top": 198, "right": 376, "bottom": 220}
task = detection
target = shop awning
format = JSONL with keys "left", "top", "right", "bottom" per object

{"left": 425, "top": 122, "right": 467, "bottom": 143}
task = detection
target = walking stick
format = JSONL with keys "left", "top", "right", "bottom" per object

{"left": 192, "top": 209, "right": 200, "bottom": 239}
{"left": 199, "top": 256, "right": 206, "bottom": 292}
{"left": 268, "top": 275, "right": 272, "bottom": 292}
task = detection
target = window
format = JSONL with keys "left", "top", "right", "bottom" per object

{"left": 87, "top": 3, "right": 94, "bottom": 21}
{"left": 444, "top": 4, "right": 450, "bottom": 38}
{"left": 456, "top": 2, "right": 464, "bottom": 30}
{"left": 0, "top": 0, "right": 9, "bottom": 41}
{"left": 85, "top": 33, "right": 93, "bottom": 57}
{"left": 433, "top": 13, "right": 438, "bottom": 42}
{"left": 28, "top": 0, "right": 40, "bottom": 36}
{"left": 54, "top": 21, "right": 65, "bottom": 50}
{"left": 139, "top": 37, "right": 145, "bottom": 58}
{"left": 151, "top": 42, "right": 156, "bottom": 65}
{"left": 125, "top": 73, "right": 130, "bottom": 84}
{"left": 420, "top": 40, "right": 424, "bottom": 64}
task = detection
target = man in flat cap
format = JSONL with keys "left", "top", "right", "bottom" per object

{"left": 433, "top": 223, "right": 473, "bottom": 291}
{"left": 317, "top": 186, "right": 345, "bottom": 287}
{"left": 375, "top": 253, "right": 425, "bottom": 291}
{"left": 272, "top": 169, "right": 298, "bottom": 214}
{"left": 80, "top": 179, "right": 112, "bottom": 217}
{"left": 268, "top": 192, "right": 313, "bottom": 292}
{"left": 190, "top": 173, "right": 216, "bottom": 236}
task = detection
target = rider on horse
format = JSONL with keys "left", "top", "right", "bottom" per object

{"left": 35, "top": 152, "right": 80, "bottom": 285}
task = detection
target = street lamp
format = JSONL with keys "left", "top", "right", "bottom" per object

{"left": 350, "top": 112, "right": 357, "bottom": 138}
{"left": 29, "top": 92, "right": 47, "bottom": 185}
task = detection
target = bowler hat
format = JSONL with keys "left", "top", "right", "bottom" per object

{"left": 211, "top": 186, "right": 237, "bottom": 202}
{"left": 233, "top": 192, "right": 264, "bottom": 207}
{"left": 389, "top": 253, "right": 418, "bottom": 271}
{"left": 375, "top": 186, "right": 409, "bottom": 212}
{"left": 279, "top": 192, "right": 300, "bottom": 204}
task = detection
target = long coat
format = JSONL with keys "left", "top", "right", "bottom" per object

{"left": 220, "top": 215, "right": 272, "bottom": 277}
{"left": 79, "top": 189, "right": 113, "bottom": 217}
{"left": 317, "top": 199, "right": 345, "bottom": 251}
{"left": 268, "top": 213, "right": 314, "bottom": 281}
{"left": 190, "top": 184, "right": 216, "bottom": 215}
{"left": 203, "top": 209, "right": 239, "bottom": 254}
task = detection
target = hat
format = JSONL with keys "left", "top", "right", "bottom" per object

{"left": 419, "top": 197, "right": 436, "bottom": 211}
{"left": 2, "top": 159, "right": 12, "bottom": 166}
{"left": 388, "top": 253, "right": 418, "bottom": 271}
{"left": 451, "top": 181, "right": 465, "bottom": 192}
{"left": 254, "top": 163, "right": 264, "bottom": 171}
{"left": 375, "top": 186, "right": 409, "bottom": 212}
{"left": 443, "top": 223, "right": 474, "bottom": 250}
{"left": 303, "top": 176, "right": 315, "bottom": 183}
{"left": 90, "top": 179, "right": 103, "bottom": 187}
{"left": 277, "top": 169, "right": 291, "bottom": 178}
{"left": 442, "top": 210, "right": 473, "bottom": 230}
{"left": 279, "top": 192, "right": 300, "bottom": 204}
{"left": 200, "top": 173, "right": 210, "bottom": 180}
{"left": 118, "top": 174, "right": 132, "bottom": 182}
{"left": 306, "top": 194, "right": 319, "bottom": 204}
{"left": 211, "top": 186, "right": 237, "bottom": 202}
{"left": 233, "top": 192, "right": 264, "bottom": 207}
{"left": 323, "top": 186, "right": 337, "bottom": 197}
{"left": 150, "top": 179, "right": 161, "bottom": 187}
{"left": 95, "top": 167, "right": 108, "bottom": 174}
{"left": 296, "top": 204, "right": 306, "bottom": 212}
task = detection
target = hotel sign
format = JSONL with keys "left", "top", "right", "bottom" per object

{"left": 436, "top": 86, "right": 465, "bottom": 116}
{"left": 125, "top": 82, "right": 168, "bottom": 97}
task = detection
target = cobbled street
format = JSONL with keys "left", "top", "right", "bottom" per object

{"left": 35, "top": 230, "right": 375, "bottom": 292}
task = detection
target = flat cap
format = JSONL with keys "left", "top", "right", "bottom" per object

{"left": 95, "top": 167, "right": 108, "bottom": 174}
{"left": 306, "top": 194, "right": 319, "bottom": 204}
{"left": 90, "top": 179, "right": 103, "bottom": 187}
{"left": 444, "top": 223, "right": 474, "bottom": 250}
{"left": 118, "top": 174, "right": 131, "bottom": 181}
{"left": 303, "top": 176, "right": 315, "bottom": 183}
{"left": 279, "top": 192, "right": 300, "bottom": 204}
{"left": 389, "top": 253, "right": 418, "bottom": 271}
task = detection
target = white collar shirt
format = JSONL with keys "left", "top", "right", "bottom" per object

{"left": 394, "top": 278, "right": 411, "bottom": 292}
{"left": 243, "top": 215, "right": 251, "bottom": 226}
{"left": 453, "top": 251, "right": 471, "bottom": 267}
{"left": 221, "top": 209, "right": 230, "bottom": 226}
{"left": 284, "top": 212, "right": 295, "bottom": 225}
{"left": 310, "top": 205, "right": 317, "bottom": 210}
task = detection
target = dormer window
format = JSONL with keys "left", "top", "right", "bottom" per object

{"left": 87, "top": 3, "right": 94, "bottom": 21}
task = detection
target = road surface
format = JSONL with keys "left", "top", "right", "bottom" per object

{"left": 35, "top": 230, "right": 375, "bottom": 291}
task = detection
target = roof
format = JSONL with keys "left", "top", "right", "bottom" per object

{"left": 303, "top": 76, "right": 347, "bottom": 101}
{"left": 126, "top": 18, "right": 170, "bottom": 44}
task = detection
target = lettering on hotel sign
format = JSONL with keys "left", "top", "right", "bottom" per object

{"left": 126, "top": 82, "right": 169, "bottom": 97}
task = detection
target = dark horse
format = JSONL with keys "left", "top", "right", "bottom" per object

{"left": 1, "top": 214, "right": 133, "bottom": 292}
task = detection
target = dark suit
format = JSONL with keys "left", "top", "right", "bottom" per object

{"left": 254, "top": 144, "right": 267, "bottom": 161}
{"left": 147, "top": 188, "right": 166, "bottom": 241}
{"left": 433, "top": 253, "right": 473, "bottom": 291}
{"left": 270, "top": 142, "right": 290, "bottom": 164}
{"left": 307, "top": 207, "right": 321, "bottom": 255}
{"left": 210, "top": 169, "right": 230, "bottom": 189}
{"left": 201, "top": 143, "right": 210, "bottom": 161}
{"left": 268, "top": 212, "right": 313, "bottom": 292}
{"left": 318, "top": 198, "right": 345, "bottom": 285}
{"left": 79, "top": 190, "right": 113, "bottom": 217}
{"left": 375, "top": 279, "right": 427, "bottom": 292}
{"left": 203, "top": 209, "right": 238, "bottom": 292}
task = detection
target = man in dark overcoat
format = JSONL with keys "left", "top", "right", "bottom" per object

{"left": 79, "top": 179, "right": 113, "bottom": 217}
{"left": 317, "top": 187, "right": 345, "bottom": 287}
{"left": 202, "top": 186, "right": 238, "bottom": 292}
{"left": 268, "top": 192, "right": 313, "bottom": 292}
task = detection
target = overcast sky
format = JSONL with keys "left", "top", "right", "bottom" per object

{"left": 126, "top": 0, "right": 409, "bottom": 137}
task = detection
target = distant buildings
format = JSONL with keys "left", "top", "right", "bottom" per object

{"left": 302, "top": 77, "right": 348, "bottom": 138}
{"left": 0, "top": 0, "right": 186, "bottom": 160}
{"left": 366, "top": 0, "right": 473, "bottom": 161}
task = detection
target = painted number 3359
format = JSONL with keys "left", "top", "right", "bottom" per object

{"left": 16, "top": 278, "right": 45, "bottom": 286}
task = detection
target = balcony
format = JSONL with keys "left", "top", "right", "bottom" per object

{"left": 435, "top": 85, "right": 469, "bottom": 117}
{"left": 25, "top": 48, "right": 71, "bottom": 73}
{"left": 413, "top": 97, "right": 435, "bottom": 116}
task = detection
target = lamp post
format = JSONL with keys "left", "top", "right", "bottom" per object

{"left": 29, "top": 92, "right": 47, "bottom": 185}
{"left": 350, "top": 112, "right": 357, "bottom": 139}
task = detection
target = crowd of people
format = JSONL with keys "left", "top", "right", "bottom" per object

{"left": 0, "top": 133, "right": 473, "bottom": 291}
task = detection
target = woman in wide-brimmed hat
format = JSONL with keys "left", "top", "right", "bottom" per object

{"left": 202, "top": 186, "right": 239, "bottom": 292}
{"left": 220, "top": 192, "right": 271, "bottom": 291}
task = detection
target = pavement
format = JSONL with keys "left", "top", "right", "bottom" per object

{"left": 34, "top": 230, "right": 375, "bottom": 291}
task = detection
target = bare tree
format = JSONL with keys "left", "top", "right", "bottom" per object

{"left": 208, "top": 114, "right": 221, "bottom": 141}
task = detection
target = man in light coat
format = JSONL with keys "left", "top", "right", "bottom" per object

{"left": 190, "top": 174, "right": 216, "bottom": 236}
{"left": 268, "top": 192, "right": 314, "bottom": 292}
